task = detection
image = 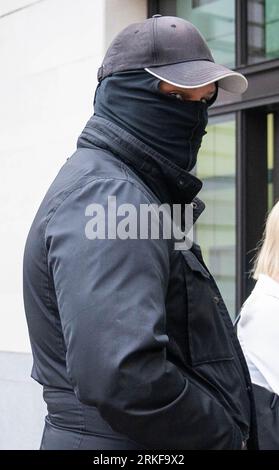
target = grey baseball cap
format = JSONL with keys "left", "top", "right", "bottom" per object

{"left": 97, "top": 15, "right": 248, "bottom": 94}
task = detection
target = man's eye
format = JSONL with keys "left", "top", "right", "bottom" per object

{"left": 168, "top": 92, "right": 184, "bottom": 102}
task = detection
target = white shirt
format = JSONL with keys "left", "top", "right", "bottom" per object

{"left": 237, "top": 274, "right": 279, "bottom": 395}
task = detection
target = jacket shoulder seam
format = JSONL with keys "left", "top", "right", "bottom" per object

{"left": 46, "top": 175, "right": 160, "bottom": 228}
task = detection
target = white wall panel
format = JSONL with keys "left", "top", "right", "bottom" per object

{"left": 0, "top": 0, "right": 105, "bottom": 352}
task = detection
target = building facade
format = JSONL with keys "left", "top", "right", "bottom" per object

{"left": 149, "top": 0, "right": 279, "bottom": 318}
{"left": 1, "top": 0, "right": 278, "bottom": 449}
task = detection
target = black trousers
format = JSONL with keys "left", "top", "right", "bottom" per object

{"left": 253, "top": 383, "right": 279, "bottom": 450}
{"left": 39, "top": 386, "right": 148, "bottom": 450}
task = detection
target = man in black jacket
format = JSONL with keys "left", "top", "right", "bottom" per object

{"left": 23, "top": 15, "right": 258, "bottom": 449}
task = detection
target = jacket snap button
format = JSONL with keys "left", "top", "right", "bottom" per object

{"left": 178, "top": 179, "right": 184, "bottom": 186}
{"left": 191, "top": 202, "right": 197, "bottom": 209}
{"left": 213, "top": 296, "right": 220, "bottom": 304}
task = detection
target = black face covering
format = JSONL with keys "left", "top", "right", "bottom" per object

{"left": 93, "top": 70, "right": 217, "bottom": 172}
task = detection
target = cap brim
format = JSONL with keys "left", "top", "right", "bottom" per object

{"left": 144, "top": 60, "right": 248, "bottom": 94}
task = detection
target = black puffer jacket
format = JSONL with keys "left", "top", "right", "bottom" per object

{"left": 23, "top": 115, "right": 258, "bottom": 450}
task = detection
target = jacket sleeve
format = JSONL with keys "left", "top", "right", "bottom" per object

{"left": 45, "top": 177, "right": 243, "bottom": 450}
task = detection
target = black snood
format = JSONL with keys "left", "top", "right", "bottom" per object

{"left": 93, "top": 70, "right": 216, "bottom": 172}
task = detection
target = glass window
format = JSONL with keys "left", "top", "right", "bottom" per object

{"left": 195, "top": 115, "right": 236, "bottom": 319}
{"left": 248, "top": 0, "right": 279, "bottom": 63}
{"left": 160, "top": 0, "right": 236, "bottom": 67}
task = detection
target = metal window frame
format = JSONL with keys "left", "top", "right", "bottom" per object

{"left": 273, "top": 112, "right": 279, "bottom": 204}
{"left": 148, "top": 0, "right": 279, "bottom": 314}
{"left": 236, "top": 0, "right": 247, "bottom": 67}
{"left": 236, "top": 109, "right": 268, "bottom": 310}
{"left": 148, "top": 0, "right": 160, "bottom": 17}
{"left": 148, "top": 0, "right": 176, "bottom": 16}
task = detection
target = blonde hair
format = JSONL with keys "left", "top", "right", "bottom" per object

{"left": 253, "top": 200, "right": 279, "bottom": 280}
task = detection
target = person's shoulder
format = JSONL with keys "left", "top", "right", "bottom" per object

{"left": 43, "top": 147, "right": 159, "bottom": 225}
{"left": 68, "top": 147, "right": 161, "bottom": 205}
{"left": 239, "top": 290, "right": 279, "bottom": 328}
{"left": 252, "top": 276, "right": 279, "bottom": 315}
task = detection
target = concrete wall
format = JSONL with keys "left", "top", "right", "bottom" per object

{"left": 105, "top": 0, "right": 147, "bottom": 48}
{"left": 0, "top": 0, "right": 106, "bottom": 354}
{"left": 0, "top": 0, "right": 147, "bottom": 449}
{"left": 0, "top": 352, "right": 46, "bottom": 450}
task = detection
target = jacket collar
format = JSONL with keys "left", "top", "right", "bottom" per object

{"left": 77, "top": 115, "right": 205, "bottom": 224}
{"left": 255, "top": 274, "right": 279, "bottom": 300}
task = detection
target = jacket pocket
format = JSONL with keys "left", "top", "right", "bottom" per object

{"left": 181, "top": 250, "right": 234, "bottom": 366}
